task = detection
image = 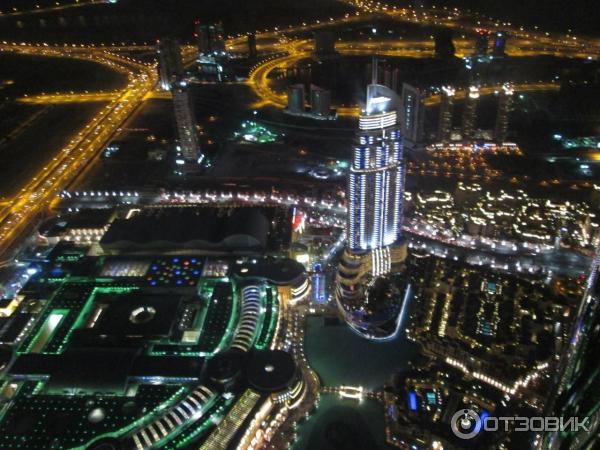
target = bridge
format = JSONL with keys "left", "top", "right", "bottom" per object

{"left": 322, "top": 385, "right": 384, "bottom": 402}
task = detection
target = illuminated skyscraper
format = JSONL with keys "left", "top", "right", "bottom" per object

{"left": 437, "top": 86, "right": 455, "bottom": 142}
{"left": 347, "top": 83, "right": 404, "bottom": 251}
{"left": 462, "top": 86, "right": 480, "bottom": 141}
{"left": 336, "top": 64, "right": 409, "bottom": 339}
{"left": 494, "top": 83, "right": 513, "bottom": 143}
{"left": 172, "top": 81, "right": 202, "bottom": 166}
{"left": 156, "top": 38, "right": 183, "bottom": 91}
{"left": 400, "top": 83, "right": 426, "bottom": 150}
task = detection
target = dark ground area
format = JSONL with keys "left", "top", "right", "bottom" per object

{"left": 0, "top": 54, "right": 127, "bottom": 198}
{"left": 406, "top": 0, "right": 600, "bottom": 36}
{"left": 0, "top": 53, "right": 126, "bottom": 97}
{"left": 0, "top": 102, "right": 104, "bottom": 198}
{"left": 0, "top": 0, "right": 354, "bottom": 44}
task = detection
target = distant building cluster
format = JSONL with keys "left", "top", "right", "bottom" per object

{"left": 399, "top": 81, "right": 515, "bottom": 149}
{"left": 383, "top": 251, "right": 585, "bottom": 449}
{"left": 389, "top": 360, "right": 511, "bottom": 449}
{"left": 474, "top": 29, "right": 508, "bottom": 57}
{"left": 407, "top": 254, "right": 566, "bottom": 393}
{"left": 407, "top": 182, "right": 600, "bottom": 251}
{"left": 407, "top": 144, "right": 509, "bottom": 181}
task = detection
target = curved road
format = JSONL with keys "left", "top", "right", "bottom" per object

{"left": 0, "top": 44, "right": 157, "bottom": 263}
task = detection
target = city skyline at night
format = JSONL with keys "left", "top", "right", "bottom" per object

{"left": 0, "top": 1, "right": 599, "bottom": 450}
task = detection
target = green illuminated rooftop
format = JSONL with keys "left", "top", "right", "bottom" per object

{"left": 234, "top": 120, "right": 280, "bottom": 144}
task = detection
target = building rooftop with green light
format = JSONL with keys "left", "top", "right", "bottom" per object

{"left": 0, "top": 208, "right": 306, "bottom": 450}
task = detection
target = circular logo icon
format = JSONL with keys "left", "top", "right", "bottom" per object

{"left": 451, "top": 409, "right": 481, "bottom": 439}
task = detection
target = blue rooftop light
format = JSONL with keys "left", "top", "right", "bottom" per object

{"left": 408, "top": 391, "right": 418, "bottom": 411}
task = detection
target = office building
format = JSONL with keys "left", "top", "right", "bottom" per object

{"left": 172, "top": 81, "right": 203, "bottom": 165}
{"left": 286, "top": 84, "right": 305, "bottom": 114}
{"left": 195, "top": 20, "right": 226, "bottom": 57}
{"left": 438, "top": 86, "right": 455, "bottom": 142}
{"left": 336, "top": 70, "right": 408, "bottom": 338}
{"left": 156, "top": 38, "right": 183, "bottom": 91}
{"left": 400, "top": 83, "right": 426, "bottom": 149}
{"left": 494, "top": 83, "right": 513, "bottom": 143}
{"left": 284, "top": 84, "right": 335, "bottom": 120}
{"left": 462, "top": 86, "right": 480, "bottom": 141}
{"left": 310, "top": 85, "right": 331, "bottom": 117}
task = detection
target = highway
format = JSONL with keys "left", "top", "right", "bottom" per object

{"left": 343, "top": 0, "right": 597, "bottom": 56}
{"left": 18, "top": 92, "right": 121, "bottom": 104}
{"left": 245, "top": 41, "right": 588, "bottom": 115}
{"left": 0, "top": 0, "right": 107, "bottom": 18}
{"left": 241, "top": 0, "right": 599, "bottom": 114}
{"left": 248, "top": 44, "right": 561, "bottom": 116}
{"left": 0, "top": 43, "right": 157, "bottom": 262}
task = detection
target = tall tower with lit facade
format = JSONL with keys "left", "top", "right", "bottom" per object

{"left": 494, "top": 83, "right": 513, "bottom": 143}
{"left": 172, "top": 81, "right": 203, "bottom": 168}
{"left": 437, "top": 86, "right": 455, "bottom": 142}
{"left": 336, "top": 66, "right": 409, "bottom": 339}
{"left": 462, "top": 85, "right": 480, "bottom": 141}
{"left": 347, "top": 83, "right": 404, "bottom": 251}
